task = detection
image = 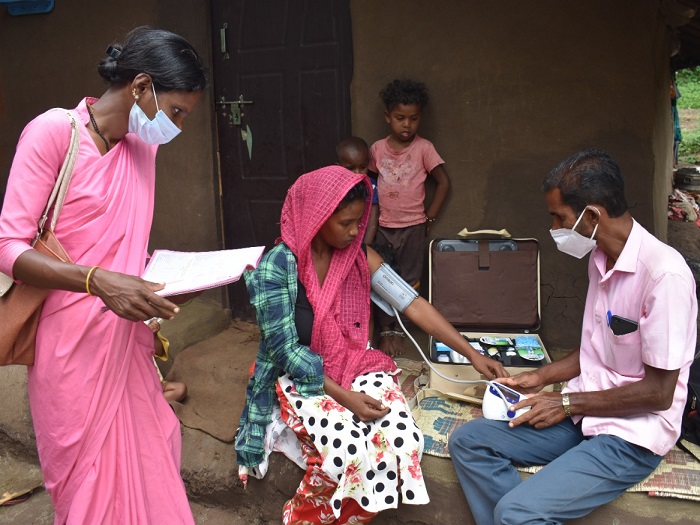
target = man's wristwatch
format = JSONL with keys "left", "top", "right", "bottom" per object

{"left": 561, "top": 393, "right": 572, "bottom": 417}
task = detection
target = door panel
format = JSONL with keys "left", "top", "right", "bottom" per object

{"left": 211, "top": 0, "right": 352, "bottom": 315}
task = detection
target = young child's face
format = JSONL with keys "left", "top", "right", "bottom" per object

{"left": 385, "top": 103, "right": 422, "bottom": 144}
{"left": 338, "top": 147, "right": 369, "bottom": 175}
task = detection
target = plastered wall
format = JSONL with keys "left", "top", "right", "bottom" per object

{"left": 350, "top": 0, "right": 674, "bottom": 348}
{"left": 0, "top": 0, "right": 220, "bottom": 270}
{"left": 0, "top": 1, "right": 676, "bottom": 347}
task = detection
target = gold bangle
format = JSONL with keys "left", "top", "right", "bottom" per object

{"left": 562, "top": 393, "right": 572, "bottom": 417}
{"left": 85, "top": 266, "right": 99, "bottom": 295}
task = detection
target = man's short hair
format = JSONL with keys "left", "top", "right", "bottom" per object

{"left": 542, "top": 149, "right": 628, "bottom": 217}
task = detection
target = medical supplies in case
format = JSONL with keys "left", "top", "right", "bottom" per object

{"left": 427, "top": 236, "right": 552, "bottom": 402}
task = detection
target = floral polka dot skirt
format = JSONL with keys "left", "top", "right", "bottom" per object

{"left": 278, "top": 371, "right": 430, "bottom": 517}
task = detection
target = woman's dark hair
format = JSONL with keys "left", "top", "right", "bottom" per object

{"left": 334, "top": 181, "right": 368, "bottom": 213}
{"left": 380, "top": 79, "right": 429, "bottom": 112}
{"left": 97, "top": 26, "right": 208, "bottom": 92}
{"left": 542, "top": 149, "right": 628, "bottom": 217}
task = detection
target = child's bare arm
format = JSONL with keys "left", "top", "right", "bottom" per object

{"left": 364, "top": 204, "right": 380, "bottom": 244}
{"left": 426, "top": 164, "right": 450, "bottom": 220}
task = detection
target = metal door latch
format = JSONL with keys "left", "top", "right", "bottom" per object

{"left": 216, "top": 95, "right": 253, "bottom": 126}
{"left": 220, "top": 23, "right": 229, "bottom": 59}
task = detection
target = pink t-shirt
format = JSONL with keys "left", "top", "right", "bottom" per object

{"left": 565, "top": 220, "right": 697, "bottom": 456}
{"left": 368, "top": 135, "right": 444, "bottom": 228}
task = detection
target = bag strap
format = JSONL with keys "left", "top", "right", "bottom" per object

{"left": 34, "top": 110, "right": 80, "bottom": 244}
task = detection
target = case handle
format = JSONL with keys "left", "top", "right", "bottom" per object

{"left": 457, "top": 228, "right": 512, "bottom": 239}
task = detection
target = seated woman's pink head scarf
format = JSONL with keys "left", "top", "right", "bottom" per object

{"left": 280, "top": 165, "right": 396, "bottom": 388}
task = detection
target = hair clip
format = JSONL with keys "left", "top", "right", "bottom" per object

{"left": 106, "top": 45, "right": 121, "bottom": 60}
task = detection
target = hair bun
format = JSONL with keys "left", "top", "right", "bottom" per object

{"left": 96, "top": 58, "right": 119, "bottom": 83}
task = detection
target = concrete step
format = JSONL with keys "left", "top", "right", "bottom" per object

{"left": 3, "top": 437, "right": 699, "bottom": 525}
{"left": 157, "top": 293, "right": 232, "bottom": 377}
{"left": 0, "top": 295, "right": 231, "bottom": 458}
{"left": 174, "top": 324, "right": 700, "bottom": 524}
{"left": 0, "top": 482, "right": 259, "bottom": 525}
{"left": 179, "top": 426, "right": 700, "bottom": 525}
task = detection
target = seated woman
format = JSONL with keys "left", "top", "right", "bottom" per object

{"left": 236, "top": 166, "right": 507, "bottom": 524}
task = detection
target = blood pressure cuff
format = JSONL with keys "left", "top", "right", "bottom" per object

{"left": 370, "top": 263, "right": 419, "bottom": 316}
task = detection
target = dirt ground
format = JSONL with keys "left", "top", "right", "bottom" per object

{"left": 668, "top": 218, "right": 700, "bottom": 261}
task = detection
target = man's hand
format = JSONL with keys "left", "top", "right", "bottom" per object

{"left": 507, "top": 391, "right": 568, "bottom": 429}
{"left": 498, "top": 370, "right": 545, "bottom": 394}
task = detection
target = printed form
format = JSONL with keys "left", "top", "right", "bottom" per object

{"left": 142, "top": 246, "right": 265, "bottom": 296}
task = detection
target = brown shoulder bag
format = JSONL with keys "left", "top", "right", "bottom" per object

{"left": 0, "top": 110, "right": 80, "bottom": 366}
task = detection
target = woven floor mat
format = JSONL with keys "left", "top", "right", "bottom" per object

{"left": 412, "top": 392, "right": 700, "bottom": 501}
{"left": 395, "top": 357, "right": 428, "bottom": 406}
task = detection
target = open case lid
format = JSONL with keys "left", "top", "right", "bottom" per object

{"left": 428, "top": 238, "right": 541, "bottom": 332}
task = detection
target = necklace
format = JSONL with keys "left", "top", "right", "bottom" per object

{"left": 86, "top": 104, "right": 110, "bottom": 152}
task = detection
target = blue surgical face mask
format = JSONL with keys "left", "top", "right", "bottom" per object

{"left": 128, "top": 83, "right": 181, "bottom": 145}
{"left": 549, "top": 206, "right": 601, "bottom": 259}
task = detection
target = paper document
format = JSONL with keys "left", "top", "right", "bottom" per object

{"left": 142, "top": 246, "right": 265, "bottom": 296}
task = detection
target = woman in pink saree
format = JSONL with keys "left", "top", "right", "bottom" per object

{"left": 0, "top": 28, "right": 207, "bottom": 524}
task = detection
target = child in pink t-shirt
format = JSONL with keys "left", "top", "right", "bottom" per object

{"left": 369, "top": 79, "right": 451, "bottom": 356}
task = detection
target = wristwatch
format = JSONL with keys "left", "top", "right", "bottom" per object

{"left": 561, "top": 393, "right": 572, "bottom": 417}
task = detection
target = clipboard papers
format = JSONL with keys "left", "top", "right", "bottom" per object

{"left": 142, "top": 246, "right": 265, "bottom": 296}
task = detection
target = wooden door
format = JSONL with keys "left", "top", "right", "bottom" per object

{"left": 211, "top": 0, "right": 353, "bottom": 315}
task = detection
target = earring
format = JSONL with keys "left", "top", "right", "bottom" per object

{"left": 132, "top": 88, "right": 140, "bottom": 101}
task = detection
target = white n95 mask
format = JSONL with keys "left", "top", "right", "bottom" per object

{"left": 550, "top": 206, "right": 600, "bottom": 259}
{"left": 129, "top": 83, "right": 181, "bottom": 145}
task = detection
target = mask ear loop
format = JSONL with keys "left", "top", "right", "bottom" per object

{"left": 589, "top": 222, "right": 599, "bottom": 240}
{"left": 585, "top": 206, "right": 601, "bottom": 240}
{"left": 573, "top": 206, "right": 601, "bottom": 239}
{"left": 586, "top": 206, "right": 602, "bottom": 218}
{"left": 151, "top": 83, "right": 161, "bottom": 113}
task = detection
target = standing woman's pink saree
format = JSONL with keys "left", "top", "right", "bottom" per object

{"left": 0, "top": 99, "right": 194, "bottom": 524}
